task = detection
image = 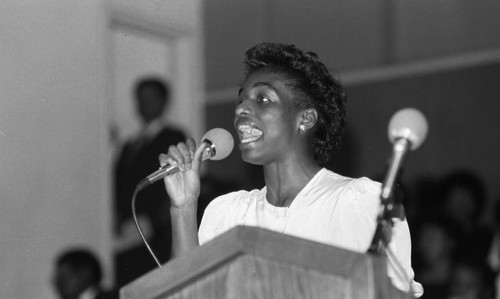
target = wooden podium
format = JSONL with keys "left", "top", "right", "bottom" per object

{"left": 121, "top": 226, "right": 410, "bottom": 299}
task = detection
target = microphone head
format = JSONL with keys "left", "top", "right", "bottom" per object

{"left": 388, "top": 108, "right": 429, "bottom": 150}
{"left": 201, "top": 128, "right": 234, "bottom": 160}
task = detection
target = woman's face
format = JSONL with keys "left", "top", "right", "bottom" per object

{"left": 234, "top": 69, "right": 304, "bottom": 165}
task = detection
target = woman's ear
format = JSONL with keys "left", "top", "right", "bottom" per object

{"left": 299, "top": 108, "right": 318, "bottom": 132}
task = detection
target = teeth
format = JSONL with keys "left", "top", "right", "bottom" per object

{"left": 238, "top": 125, "right": 262, "bottom": 135}
{"left": 242, "top": 135, "right": 261, "bottom": 143}
{"left": 238, "top": 125, "right": 262, "bottom": 143}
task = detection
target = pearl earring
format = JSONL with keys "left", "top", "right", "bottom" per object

{"left": 299, "top": 125, "right": 305, "bottom": 133}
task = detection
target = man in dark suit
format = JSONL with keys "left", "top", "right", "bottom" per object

{"left": 113, "top": 77, "right": 185, "bottom": 287}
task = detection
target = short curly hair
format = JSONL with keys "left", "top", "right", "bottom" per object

{"left": 244, "top": 42, "right": 347, "bottom": 164}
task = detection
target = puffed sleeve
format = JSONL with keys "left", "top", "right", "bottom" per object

{"left": 389, "top": 218, "right": 424, "bottom": 297}
{"left": 198, "top": 191, "right": 243, "bottom": 245}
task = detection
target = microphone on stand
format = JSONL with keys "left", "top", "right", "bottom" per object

{"left": 381, "top": 108, "right": 428, "bottom": 202}
{"left": 368, "top": 108, "right": 428, "bottom": 255}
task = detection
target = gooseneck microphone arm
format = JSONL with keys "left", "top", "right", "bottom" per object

{"left": 380, "top": 138, "right": 411, "bottom": 202}
{"left": 367, "top": 137, "right": 411, "bottom": 255}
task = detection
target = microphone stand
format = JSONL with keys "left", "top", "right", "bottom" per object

{"left": 367, "top": 199, "right": 395, "bottom": 255}
{"left": 367, "top": 138, "right": 410, "bottom": 255}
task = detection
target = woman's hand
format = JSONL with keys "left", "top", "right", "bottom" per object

{"left": 159, "top": 138, "right": 208, "bottom": 208}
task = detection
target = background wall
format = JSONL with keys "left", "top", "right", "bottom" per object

{"left": 0, "top": 1, "right": 202, "bottom": 298}
{"left": 109, "top": 27, "right": 175, "bottom": 144}
{"left": 205, "top": 0, "right": 500, "bottom": 90}
{"left": 0, "top": 2, "right": 110, "bottom": 298}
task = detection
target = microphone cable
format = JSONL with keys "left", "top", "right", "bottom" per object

{"left": 131, "top": 184, "right": 163, "bottom": 269}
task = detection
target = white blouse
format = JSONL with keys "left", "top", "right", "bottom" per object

{"left": 199, "top": 168, "right": 423, "bottom": 296}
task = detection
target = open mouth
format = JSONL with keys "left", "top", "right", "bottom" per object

{"left": 237, "top": 124, "right": 263, "bottom": 144}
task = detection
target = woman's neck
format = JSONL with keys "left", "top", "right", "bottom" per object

{"left": 263, "top": 161, "right": 321, "bottom": 207}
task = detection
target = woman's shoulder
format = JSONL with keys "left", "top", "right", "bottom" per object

{"left": 318, "top": 168, "right": 381, "bottom": 196}
{"left": 346, "top": 176, "right": 381, "bottom": 196}
{"left": 199, "top": 188, "right": 264, "bottom": 241}
{"left": 205, "top": 188, "right": 264, "bottom": 212}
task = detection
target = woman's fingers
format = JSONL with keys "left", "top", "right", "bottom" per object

{"left": 167, "top": 144, "right": 184, "bottom": 171}
{"left": 186, "top": 138, "right": 197, "bottom": 160}
{"left": 159, "top": 153, "right": 168, "bottom": 167}
{"left": 177, "top": 142, "right": 191, "bottom": 170}
{"left": 166, "top": 138, "right": 198, "bottom": 172}
{"left": 159, "top": 151, "right": 179, "bottom": 171}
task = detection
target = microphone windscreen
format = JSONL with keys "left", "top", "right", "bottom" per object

{"left": 388, "top": 108, "right": 428, "bottom": 150}
{"left": 201, "top": 128, "right": 234, "bottom": 160}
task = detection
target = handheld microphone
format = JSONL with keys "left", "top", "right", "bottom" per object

{"left": 381, "top": 108, "right": 428, "bottom": 201}
{"left": 137, "top": 128, "right": 234, "bottom": 190}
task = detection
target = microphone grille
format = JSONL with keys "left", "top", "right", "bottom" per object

{"left": 201, "top": 128, "right": 234, "bottom": 160}
{"left": 388, "top": 108, "right": 429, "bottom": 150}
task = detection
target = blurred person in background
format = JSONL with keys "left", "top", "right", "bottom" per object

{"left": 487, "top": 198, "right": 500, "bottom": 299}
{"left": 437, "top": 169, "right": 493, "bottom": 264}
{"left": 52, "top": 248, "right": 118, "bottom": 299}
{"left": 412, "top": 216, "right": 461, "bottom": 298}
{"left": 113, "top": 76, "right": 185, "bottom": 286}
{"left": 447, "top": 258, "right": 495, "bottom": 299}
